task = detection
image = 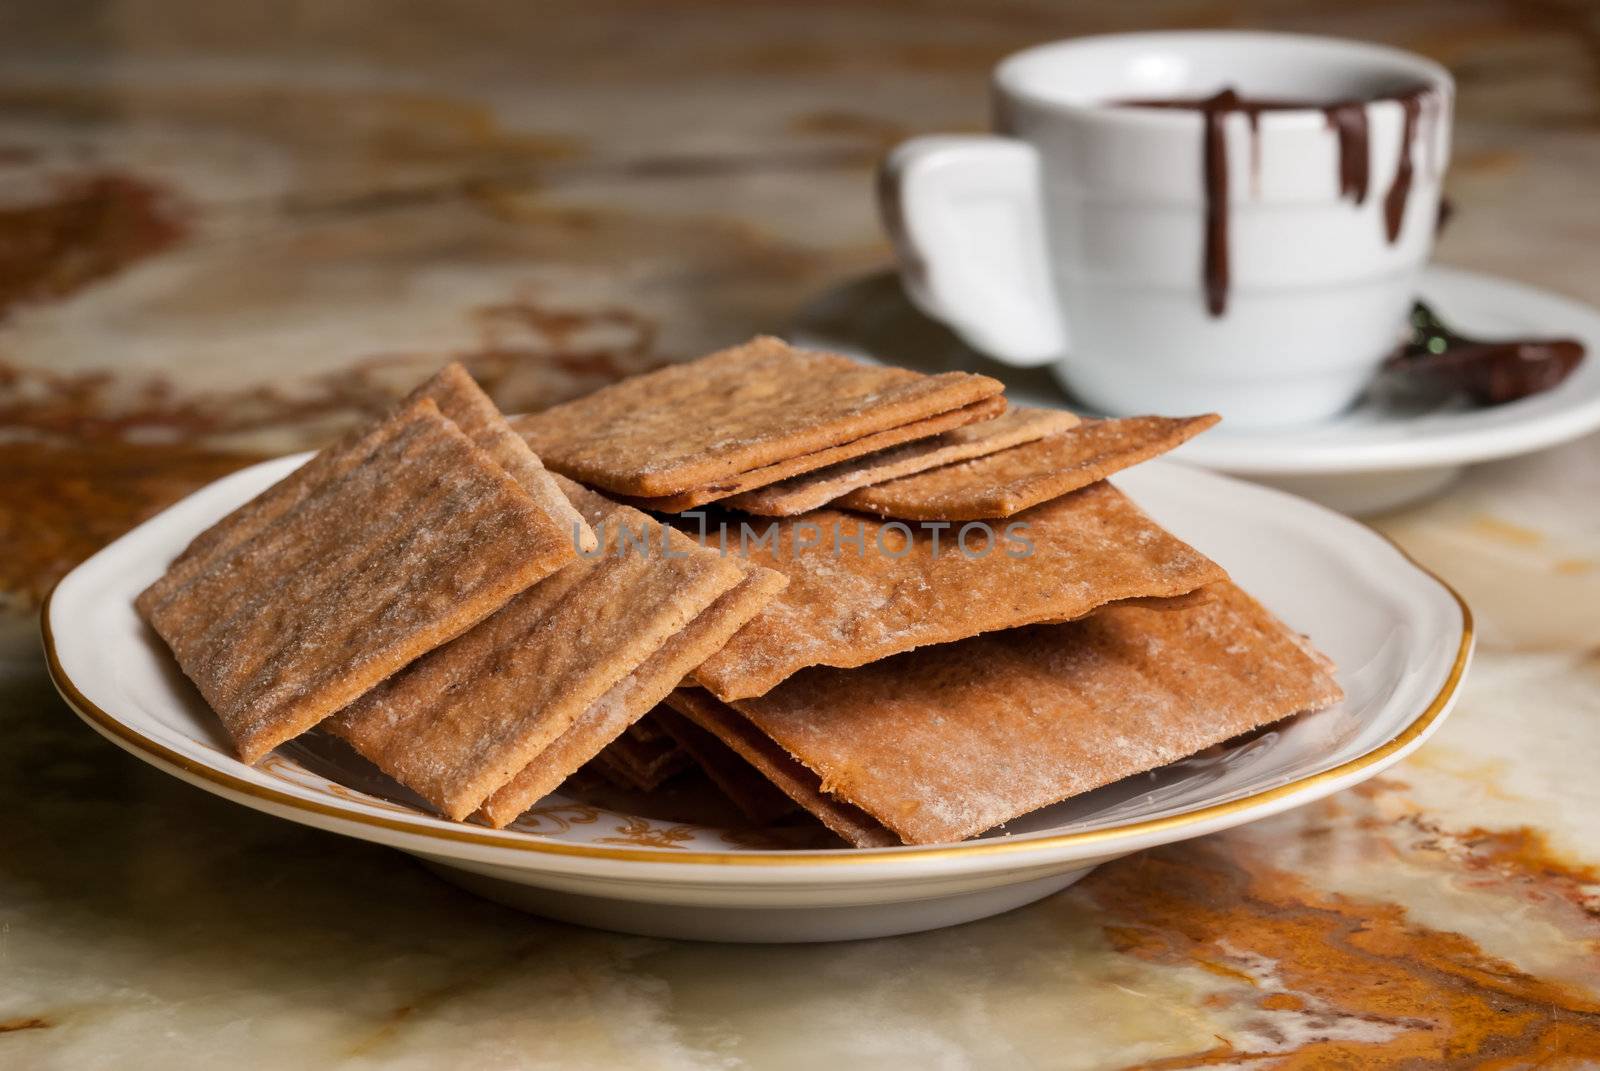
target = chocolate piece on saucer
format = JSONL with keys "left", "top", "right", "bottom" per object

{"left": 1384, "top": 301, "right": 1585, "bottom": 405}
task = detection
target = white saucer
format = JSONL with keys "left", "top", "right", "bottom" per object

{"left": 44, "top": 453, "right": 1470, "bottom": 942}
{"left": 792, "top": 266, "right": 1600, "bottom": 515}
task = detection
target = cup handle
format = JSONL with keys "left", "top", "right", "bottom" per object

{"left": 880, "top": 135, "right": 1067, "bottom": 366}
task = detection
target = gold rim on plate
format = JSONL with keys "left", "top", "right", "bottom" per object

{"left": 39, "top": 535, "right": 1472, "bottom": 869}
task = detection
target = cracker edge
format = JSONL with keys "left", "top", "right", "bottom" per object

{"left": 474, "top": 565, "right": 789, "bottom": 827}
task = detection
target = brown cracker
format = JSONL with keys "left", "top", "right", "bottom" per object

{"left": 594, "top": 726, "right": 692, "bottom": 792}
{"left": 138, "top": 363, "right": 591, "bottom": 619}
{"left": 474, "top": 558, "right": 787, "bottom": 827}
{"left": 326, "top": 478, "right": 746, "bottom": 820}
{"left": 839, "top": 414, "right": 1220, "bottom": 521}
{"left": 665, "top": 688, "right": 897, "bottom": 847}
{"left": 728, "top": 581, "right": 1344, "bottom": 845}
{"left": 693, "top": 480, "right": 1228, "bottom": 700}
{"left": 142, "top": 398, "right": 575, "bottom": 763}
{"left": 652, "top": 707, "right": 798, "bottom": 825}
{"left": 625, "top": 395, "right": 1008, "bottom": 513}
{"left": 512, "top": 335, "right": 1004, "bottom": 497}
{"left": 726, "top": 406, "right": 1079, "bottom": 516}
{"left": 406, "top": 363, "right": 596, "bottom": 553}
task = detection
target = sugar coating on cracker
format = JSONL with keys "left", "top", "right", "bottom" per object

{"left": 665, "top": 687, "right": 898, "bottom": 847}
{"left": 143, "top": 397, "right": 575, "bottom": 764}
{"left": 513, "top": 335, "right": 1003, "bottom": 497}
{"left": 474, "top": 555, "right": 787, "bottom": 827}
{"left": 726, "top": 582, "right": 1343, "bottom": 845}
{"left": 623, "top": 395, "right": 1007, "bottom": 512}
{"left": 839, "top": 413, "right": 1219, "bottom": 521}
{"left": 726, "top": 405, "right": 1079, "bottom": 516}
{"left": 694, "top": 481, "right": 1228, "bottom": 701}
{"left": 329, "top": 479, "right": 751, "bottom": 820}
{"left": 142, "top": 362, "right": 591, "bottom": 612}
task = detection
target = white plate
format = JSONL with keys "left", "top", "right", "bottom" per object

{"left": 793, "top": 266, "right": 1600, "bottom": 515}
{"left": 44, "top": 456, "right": 1471, "bottom": 943}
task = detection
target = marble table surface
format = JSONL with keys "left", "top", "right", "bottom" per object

{"left": 3, "top": 2, "right": 1598, "bottom": 1067}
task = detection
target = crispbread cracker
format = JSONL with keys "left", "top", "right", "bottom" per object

{"left": 474, "top": 559, "right": 787, "bottom": 827}
{"left": 839, "top": 414, "right": 1220, "bottom": 520}
{"left": 513, "top": 335, "right": 1004, "bottom": 497}
{"left": 726, "top": 406, "right": 1079, "bottom": 516}
{"left": 142, "top": 398, "right": 575, "bottom": 763}
{"left": 653, "top": 707, "right": 797, "bottom": 825}
{"left": 139, "top": 363, "right": 591, "bottom": 617}
{"left": 626, "top": 396, "right": 1007, "bottom": 512}
{"left": 665, "top": 688, "right": 898, "bottom": 847}
{"left": 693, "top": 480, "right": 1228, "bottom": 700}
{"left": 328, "top": 478, "right": 747, "bottom": 820}
{"left": 726, "top": 582, "right": 1344, "bottom": 845}
{"left": 407, "top": 363, "right": 595, "bottom": 553}
{"left": 595, "top": 726, "right": 692, "bottom": 792}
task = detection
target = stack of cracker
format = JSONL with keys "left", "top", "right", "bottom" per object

{"left": 139, "top": 337, "right": 1341, "bottom": 846}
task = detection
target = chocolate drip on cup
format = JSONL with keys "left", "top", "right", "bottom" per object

{"left": 1118, "top": 85, "right": 1436, "bottom": 317}
{"left": 1383, "top": 91, "right": 1423, "bottom": 243}
{"left": 1200, "top": 90, "right": 1234, "bottom": 317}
{"left": 1324, "top": 100, "right": 1370, "bottom": 205}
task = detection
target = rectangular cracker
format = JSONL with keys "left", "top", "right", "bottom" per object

{"left": 140, "top": 364, "right": 592, "bottom": 618}
{"left": 406, "top": 363, "right": 596, "bottom": 554}
{"left": 665, "top": 688, "right": 898, "bottom": 847}
{"left": 142, "top": 398, "right": 576, "bottom": 763}
{"left": 327, "top": 478, "right": 748, "bottom": 820}
{"left": 652, "top": 707, "right": 798, "bottom": 825}
{"left": 625, "top": 395, "right": 1007, "bottom": 512}
{"left": 473, "top": 559, "right": 787, "bottom": 827}
{"left": 594, "top": 727, "right": 693, "bottom": 792}
{"left": 512, "top": 335, "right": 1004, "bottom": 497}
{"left": 693, "top": 480, "right": 1228, "bottom": 700}
{"left": 838, "top": 414, "right": 1219, "bottom": 521}
{"left": 726, "top": 582, "right": 1344, "bottom": 844}
{"left": 725, "top": 406, "right": 1079, "bottom": 516}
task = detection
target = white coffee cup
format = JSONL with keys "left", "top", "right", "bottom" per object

{"left": 881, "top": 31, "right": 1453, "bottom": 427}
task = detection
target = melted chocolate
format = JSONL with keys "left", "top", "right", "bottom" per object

{"left": 1384, "top": 302, "right": 1585, "bottom": 405}
{"left": 1383, "top": 92, "right": 1422, "bottom": 242}
{"left": 1119, "top": 85, "right": 1435, "bottom": 316}
{"left": 1324, "top": 100, "right": 1370, "bottom": 205}
{"left": 1200, "top": 90, "right": 1232, "bottom": 316}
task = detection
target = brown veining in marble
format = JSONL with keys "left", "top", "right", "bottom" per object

{"left": 0, "top": 441, "right": 260, "bottom": 607}
{"left": 1084, "top": 790, "right": 1600, "bottom": 1068}
{"left": 0, "top": 299, "right": 660, "bottom": 442}
{"left": 0, "top": 300, "right": 663, "bottom": 605}
{"left": 0, "top": 173, "right": 185, "bottom": 320}
{"left": 1446, "top": 823, "right": 1600, "bottom": 920}
{"left": 787, "top": 110, "right": 914, "bottom": 150}
{"left": 342, "top": 939, "right": 546, "bottom": 1060}
{"left": 1470, "top": 515, "right": 1546, "bottom": 547}
{"left": 0, "top": 82, "right": 585, "bottom": 180}
{"left": 0, "top": 5, "right": 1591, "bottom": 1063}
